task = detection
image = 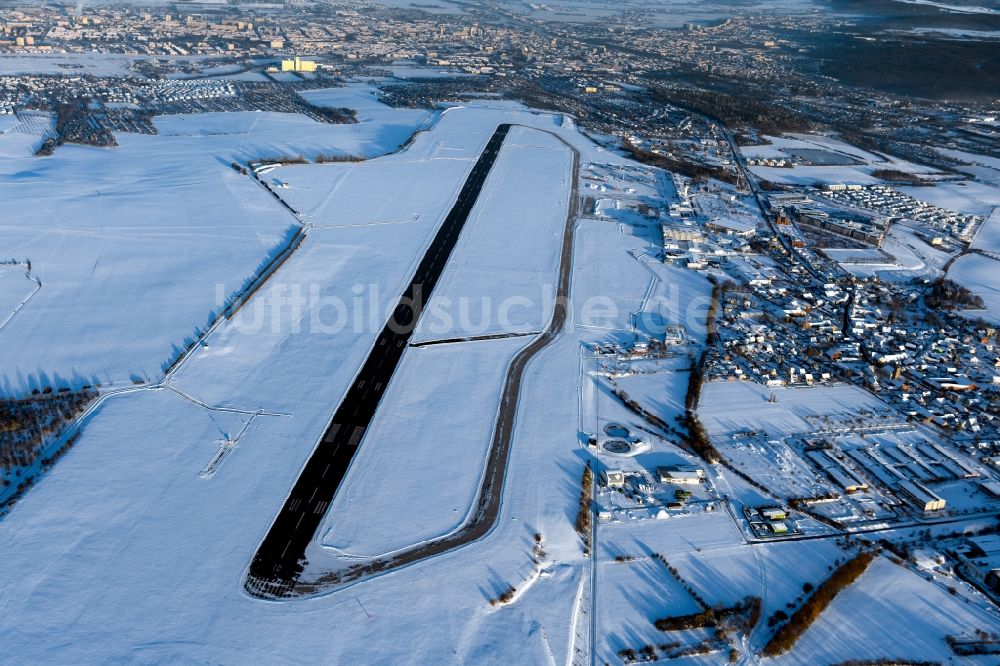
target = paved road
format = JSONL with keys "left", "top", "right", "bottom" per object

{"left": 718, "top": 127, "right": 826, "bottom": 281}
{"left": 246, "top": 124, "right": 512, "bottom": 594}
{"left": 245, "top": 126, "right": 582, "bottom": 599}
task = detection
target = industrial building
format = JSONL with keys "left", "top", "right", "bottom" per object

{"left": 601, "top": 469, "right": 626, "bottom": 488}
{"left": 769, "top": 521, "right": 789, "bottom": 535}
{"left": 705, "top": 217, "right": 756, "bottom": 238}
{"left": 656, "top": 465, "right": 705, "bottom": 485}
{"left": 895, "top": 479, "right": 946, "bottom": 513}
{"left": 281, "top": 56, "right": 317, "bottom": 73}
{"left": 761, "top": 508, "right": 786, "bottom": 521}
{"left": 955, "top": 535, "right": 1000, "bottom": 596}
{"left": 807, "top": 449, "right": 869, "bottom": 494}
{"left": 661, "top": 221, "right": 704, "bottom": 242}
{"left": 796, "top": 210, "right": 886, "bottom": 247}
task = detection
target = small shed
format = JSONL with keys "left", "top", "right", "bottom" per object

{"left": 601, "top": 469, "right": 626, "bottom": 488}
{"left": 761, "top": 508, "right": 787, "bottom": 522}
{"left": 769, "top": 521, "right": 789, "bottom": 535}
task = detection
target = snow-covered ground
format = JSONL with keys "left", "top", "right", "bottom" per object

{"left": 665, "top": 529, "right": 841, "bottom": 620}
{"left": 0, "top": 95, "right": 649, "bottom": 662}
{"left": 318, "top": 336, "right": 528, "bottom": 557}
{"left": 299, "top": 83, "right": 436, "bottom": 150}
{"left": 614, "top": 368, "right": 690, "bottom": 430}
{"left": 972, "top": 207, "right": 1000, "bottom": 253}
{"left": 948, "top": 252, "right": 1000, "bottom": 323}
{"left": 743, "top": 133, "right": 938, "bottom": 186}
{"left": 948, "top": 207, "right": 1000, "bottom": 322}
{"left": 939, "top": 147, "right": 1000, "bottom": 187}
{"left": 912, "top": 162, "right": 1000, "bottom": 321}
{"left": 770, "top": 556, "right": 1000, "bottom": 665}
{"left": 3, "top": 84, "right": 996, "bottom": 664}
{"left": 0, "top": 53, "right": 137, "bottom": 76}
{"left": 594, "top": 510, "right": 848, "bottom": 661}
{"left": 700, "top": 381, "right": 888, "bottom": 439}
{"left": 885, "top": 224, "right": 952, "bottom": 271}
{"left": 0, "top": 125, "right": 294, "bottom": 392}
{"left": 0, "top": 264, "right": 36, "bottom": 328}
{"left": 595, "top": 553, "right": 705, "bottom": 659}
{"left": 0, "top": 110, "right": 55, "bottom": 157}
{"left": 899, "top": 181, "right": 1000, "bottom": 218}
{"left": 0, "top": 95, "right": 433, "bottom": 395}
{"left": 573, "top": 219, "right": 657, "bottom": 339}
{"left": 411, "top": 126, "right": 572, "bottom": 341}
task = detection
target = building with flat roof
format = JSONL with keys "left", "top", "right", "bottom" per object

{"left": 895, "top": 479, "right": 946, "bottom": 513}
{"left": 761, "top": 508, "right": 786, "bottom": 521}
{"left": 601, "top": 469, "right": 626, "bottom": 488}
{"left": 656, "top": 465, "right": 704, "bottom": 485}
{"left": 661, "top": 222, "right": 703, "bottom": 242}
{"left": 281, "top": 56, "right": 317, "bottom": 72}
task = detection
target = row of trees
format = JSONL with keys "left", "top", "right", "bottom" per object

{"left": 575, "top": 464, "right": 593, "bottom": 554}
{"left": 763, "top": 551, "right": 876, "bottom": 656}
{"left": 612, "top": 386, "right": 670, "bottom": 433}
{"left": 654, "top": 609, "right": 716, "bottom": 632}
{"left": 678, "top": 278, "right": 731, "bottom": 464}
{"left": 1, "top": 388, "right": 97, "bottom": 483}
{"left": 681, "top": 414, "right": 722, "bottom": 466}
{"left": 655, "top": 553, "right": 712, "bottom": 609}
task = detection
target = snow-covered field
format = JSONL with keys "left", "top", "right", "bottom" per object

{"left": 596, "top": 553, "right": 705, "bottom": 658}
{"left": 573, "top": 219, "right": 657, "bottom": 339}
{"left": 299, "top": 83, "right": 436, "bottom": 152}
{"left": 939, "top": 147, "right": 1000, "bottom": 187}
{"left": 947, "top": 207, "right": 1000, "bottom": 323}
{"left": 899, "top": 181, "right": 1000, "bottom": 218}
{"left": 0, "top": 94, "right": 649, "bottom": 662}
{"left": 744, "top": 134, "right": 938, "bottom": 186}
{"left": 0, "top": 94, "right": 433, "bottom": 395}
{"left": 699, "top": 381, "right": 888, "bottom": 439}
{"left": 319, "top": 336, "right": 528, "bottom": 557}
{"left": 0, "top": 265, "right": 36, "bottom": 328}
{"left": 0, "top": 124, "right": 294, "bottom": 392}
{"left": 0, "top": 110, "right": 55, "bottom": 157}
{"left": 770, "top": 556, "right": 1000, "bottom": 665}
{"left": 972, "top": 207, "right": 1000, "bottom": 253}
{"left": 885, "top": 224, "right": 952, "bottom": 271}
{"left": 614, "top": 368, "right": 690, "bottom": 430}
{"left": 0, "top": 53, "right": 136, "bottom": 76}
{"left": 948, "top": 252, "right": 1000, "bottom": 323}
{"left": 411, "top": 126, "right": 572, "bottom": 341}
{"left": 665, "top": 531, "right": 842, "bottom": 619}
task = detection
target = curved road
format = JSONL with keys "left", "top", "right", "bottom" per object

{"left": 245, "top": 125, "right": 582, "bottom": 598}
